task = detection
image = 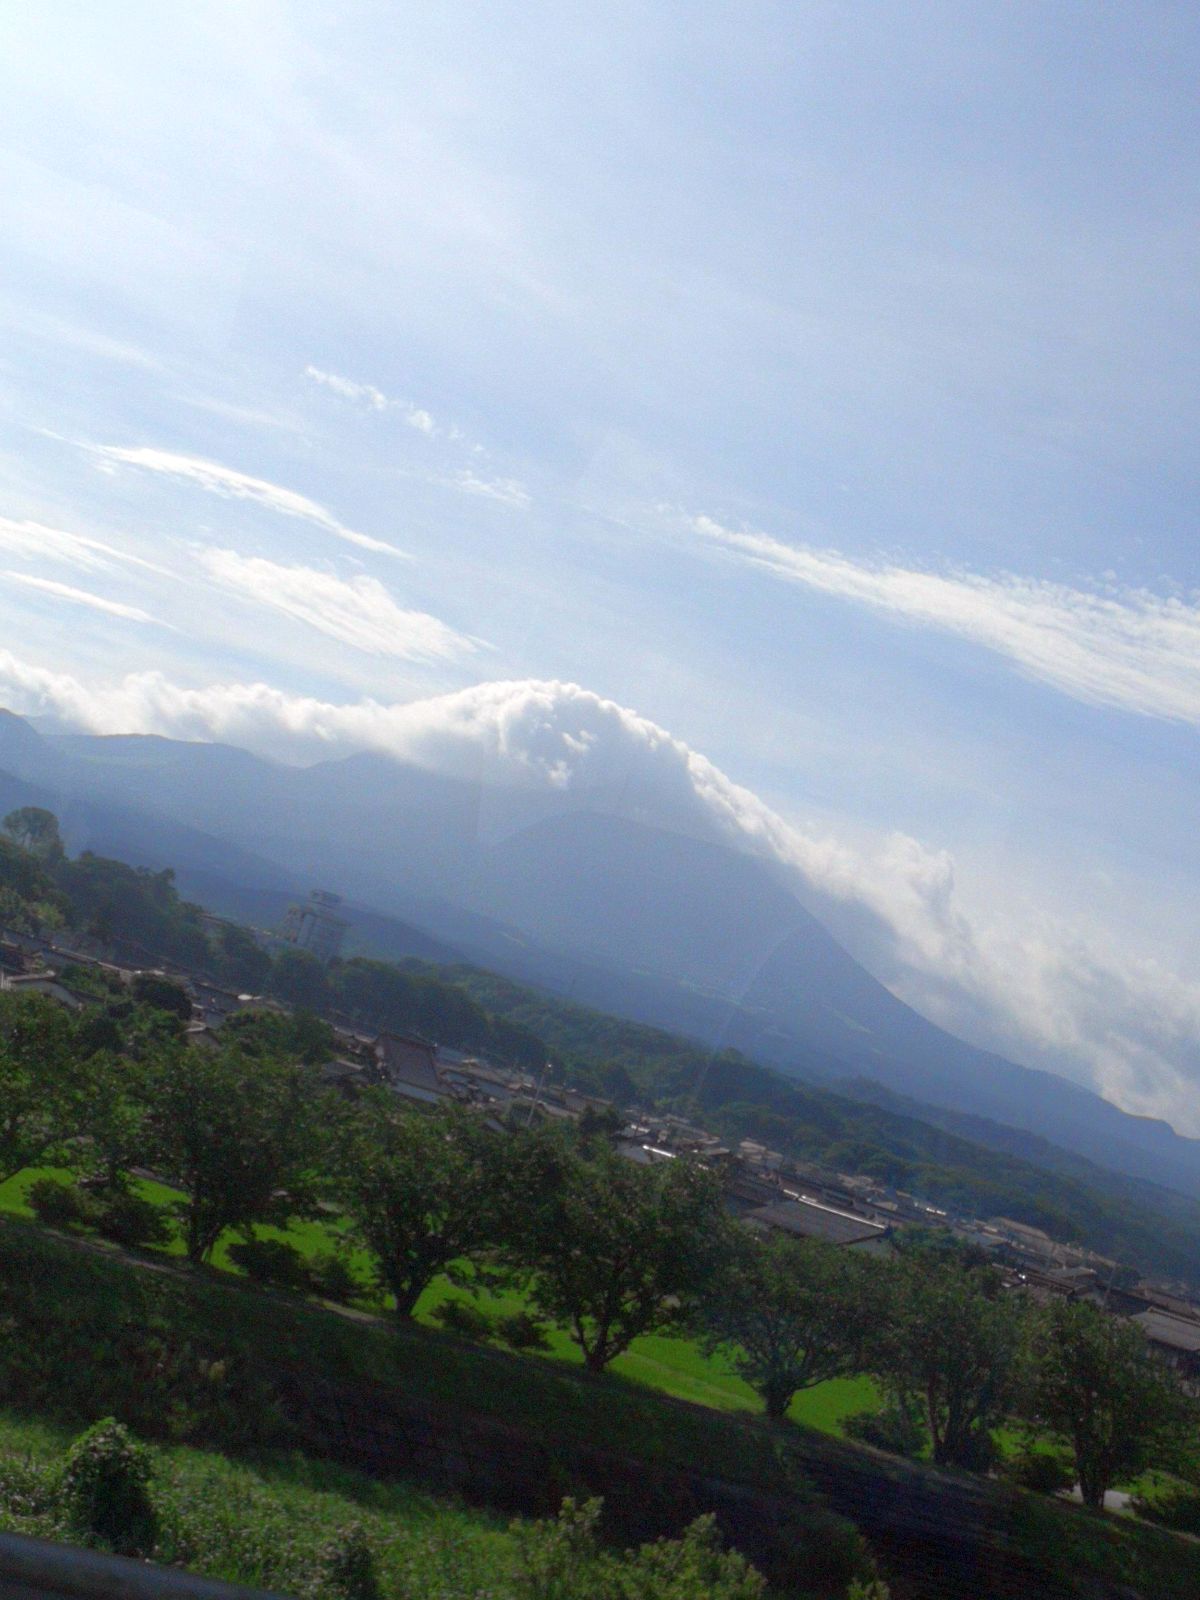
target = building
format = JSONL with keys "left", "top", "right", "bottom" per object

{"left": 278, "top": 890, "right": 349, "bottom": 964}
{"left": 745, "top": 1195, "right": 893, "bottom": 1253}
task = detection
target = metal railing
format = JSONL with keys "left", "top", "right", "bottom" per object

{"left": 0, "top": 1531, "right": 289, "bottom": 1600}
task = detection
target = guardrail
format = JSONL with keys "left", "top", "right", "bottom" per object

{"left": 0, "top": 1531, "right": 289, "bottom": 1600}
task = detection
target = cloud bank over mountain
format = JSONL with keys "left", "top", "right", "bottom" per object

{"left": 1, "top": 657, "right": 1197, "bottom": 1132}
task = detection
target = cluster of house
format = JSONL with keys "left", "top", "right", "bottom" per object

{"left": 6, "top": 915, "right": 1200, "bottom": 1384}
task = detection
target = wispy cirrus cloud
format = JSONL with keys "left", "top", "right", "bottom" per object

{"left": 692, "top": 515, "right": 1200, "bottom": 728}
{"left": 304, "top": 365, "right": 435, "bottom": 434}
{"left": 196, "top": 547, "right": 479, "bottom": 662}
{"left": 0, "top": 515, "right": 168, "bottom": 576}
{"left": 90, "top": 444, "right": 407, "bottom": 558}
{"left": 453, "top": 470, "right": 530, "bottom": 509}
{"left": 3, "top": 571, "right": 159, "bottom": 623}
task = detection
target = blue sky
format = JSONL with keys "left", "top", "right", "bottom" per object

{"left": 2, "top": 2, "right": 1200, "bottom": 1128}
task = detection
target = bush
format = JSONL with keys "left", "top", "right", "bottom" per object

{"left": 1002, "top": 1445, "right": 1074, "bottom": 1497}
{"left": 92, "top": 1188, "right": 172, "bottom": 1249}
{"left": 308, "top": 1251, "right": 362, "bottom": 1305}
{"left": 227, "top": 1237, "right": 311, "bottom": 1292}
{"left": 842, "top": 1403, "right": 926, "bottom": 1459}
{"left": 431, "top": 1298, "right": 495, "bottom": 1340}
{"left": 309, "top": 1521, "right": 381, "bottom": 1600}
{"left": 495, "top": 1310, "right": 552, "bottom": 1352}
{"left": 511, "top": 1498, "right": 767, "bottom": 1599}
{"left": 1130, "top": 1479, "right": 1200, "bottom": 1535}
{"left": 27, "top": 1178, "right": 94, "bottom": 1232}
{"left": 59, "top": 1417, "right": 157, "bottom": 1555}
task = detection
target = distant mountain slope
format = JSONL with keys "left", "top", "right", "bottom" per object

{"left": 4, "top": 707, "right": 1200, "bottom": 1198}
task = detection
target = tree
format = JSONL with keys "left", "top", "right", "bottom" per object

{"left": 510, "top": 1138, "right": 730, "bottom": 1373}
{"left": 146, "top": 1042, "right": 326, "bottom": 1262}
{"left": 130, "top": 972, "right": 192, "bottom": 1023}
{"left": 870, "top": 1254, "right": 1024, "bottom": 1469}
{"left": 334, "top": 1099, "right": 502, "bottom": 1317}
{"left": 2, "top": 806, "right": 64, "bottom": 863}
{"left": 209, "top": 921, "right": 271, "bottom": 994}
{"left": 701, "top": 1231, "right": 882, "bottom": 1419}
{"left": 0, "top": 991, "right": 82, "bottom": 1185}
{"left": 1024, "top": 1299, "right": 1194, "bottom": 1508}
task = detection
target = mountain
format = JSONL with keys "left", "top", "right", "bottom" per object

{"left": 4, "top": 706, "right": 1200, "bottom": 1198}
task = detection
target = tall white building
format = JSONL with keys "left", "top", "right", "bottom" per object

{"left": 279, "top": 889, "right": 349, "bottom": 964}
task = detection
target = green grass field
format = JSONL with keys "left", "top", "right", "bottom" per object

{"left": 0, "top": 1166, "right": 879, "bottom": 1435}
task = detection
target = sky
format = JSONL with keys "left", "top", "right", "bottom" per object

{"left": 2, "top": 1, "right": 1200, "bottom": 1129}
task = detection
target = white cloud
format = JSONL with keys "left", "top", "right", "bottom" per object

{"left": 90, "top": 444, "right": 407, "bottom": 559}
{"left": 2, "top": 572, "right": 158, "bottom": 623}
{"left": 304, "top": 365, "right": 435, "bottom": 434}
{"left": 692, "top": 515, "right": 1200, "bottom": 729}
{"left": 453, "top": 471, "right": 530, "bottom": 509}
{"left": 197, "top": 548, "right": 479, "bottom": 661}
{"left": 304, "top": 364, "right": 388, "bottom": 411}
{"left": 1, "top": 658, "right": 1197, "bottom": 1131}
{"left": 403, "top": 406, "right": 436, "bottom": 435}
{"left": 0, "top": 515, "right": 167, "bottom": 575}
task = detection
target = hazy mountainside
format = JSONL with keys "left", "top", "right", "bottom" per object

{"left": 8, "top": 799, "right": 1200, "bottom": 1285}
{"left": 4, "top": 708, "right": 1200, "bottom": 1199}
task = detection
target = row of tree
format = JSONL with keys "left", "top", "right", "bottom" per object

{"left": 1, "top": 983, "right": 1193, "bottom": 1511}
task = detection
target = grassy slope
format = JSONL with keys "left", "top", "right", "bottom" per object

{"left": 0, "top": 1168, "right": 877, "bottom": 1435}
{"left": 2, "top": 1214, "right": 1199, "bottom": 1600}
{"left": 0, "top": 1408, "right": 518, "bottom": 1598}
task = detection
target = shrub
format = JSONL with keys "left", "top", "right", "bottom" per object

{"left": 511, "top": 1499, "right": 768, "bottom": 1599}
{"left": 496, "top": 1310, "right": 552, "bottom": 1352}
{"left": 227, "top": 1237, "right": 311, "bottom": 1292}
{"left": 431, "top": 1298, "right": 495, "bottom": 1340}
{"left": 308, "top": 1250, "right": 362, "bottom": 1305}
{"left": 842, "top": 1402, "right": 926, "bottom": 1459}
{"left": 59, "top": 1417, "right": 157, "bottom": 1555}
{"left": 27, "top": 1178, "right": 94, "bottom": 1232}
{"left": 309, "top": 1521, "right": 381, "bottom": 1600}
{"left": 1002, "top": 1445, "right": 1074, "bottom": 1497}
{"left": 92, "top": 1188, "right": 171, "bottom": 1249}
{"left": 1130, "top": 1479, "right": 1200, "bottom": 1535}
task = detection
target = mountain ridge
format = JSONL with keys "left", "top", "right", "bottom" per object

{"left": 3, "top": 706, "right": 1199, "bottom": 1198}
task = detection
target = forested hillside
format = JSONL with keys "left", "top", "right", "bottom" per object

{"left": 6, "top": 808, "right": 1200, "bottom": 1285}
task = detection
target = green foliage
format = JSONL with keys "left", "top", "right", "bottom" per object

{"left": 701, "top": 1233, "right": 883, "bottom": 1419}
{"left": 56, "top": 854, "right": 208, "bottom": 967}
{"left": 91, "top": 1184, "right": 173, "bottom": 1248}
{"left": 335, "top": 1100, "right": 504, "bottom": 1317}
{"left": 224, "top": 1006, "right": 336, "bottom": 1065}
{"left": 130, "top": 971, "right": 192, "bottom": 1021}
{"left": 496, "top": 1310, "right": 553, "bottom": 1352}
{"left": 510, "top": 1498, "right": 767, "bottom": 1600}
{"left": 1024, "top": 1298, "right": 1195, "bottom": 1508}
{"left": 27, "top": 1176, "right": 92, "bottom": 1231}
{"left": 289, "top": 956, "right": 547, "bottom": 1074}
{"left": 308, "top": 1249, "right": 363, "bottom": 1305}
{"left": 1130, "top": 1478, "right": 1200, "bottom": 1535}
{"left": 868, "top": 1255, "right": 1024, "bottom": 1470}
{"left": 2, "top": 807, "right": 63, "bottom": 863}
{"left": 509, "top": 1135, "right": 731, "bottom": 1372}
{"left": 1000, "top": 1442, "right": 1075, "bottom": 1496}
{"left": 59, "top": 1417, "right": 157, "bottom": 1555}
{"left": 308, "top": 1520, "right": 381, "bottom": 1600}
{"left": 431, "top": 1298, "right": 496, "bottom": 1340}
{"left": 147, "top": 1041, "right": 329, "bottom": 1262}
{"left": 841, "top": 1400, "right": 926, "bottom": 1460}
{"left": 209, "top": 920, "right": 272, "bottom": 993}
{"left": 0, "top": 991, "right": 83, "bottom": 1185}
{"left": 227, "top": 1237, "right": 312, "bottom": 1292}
